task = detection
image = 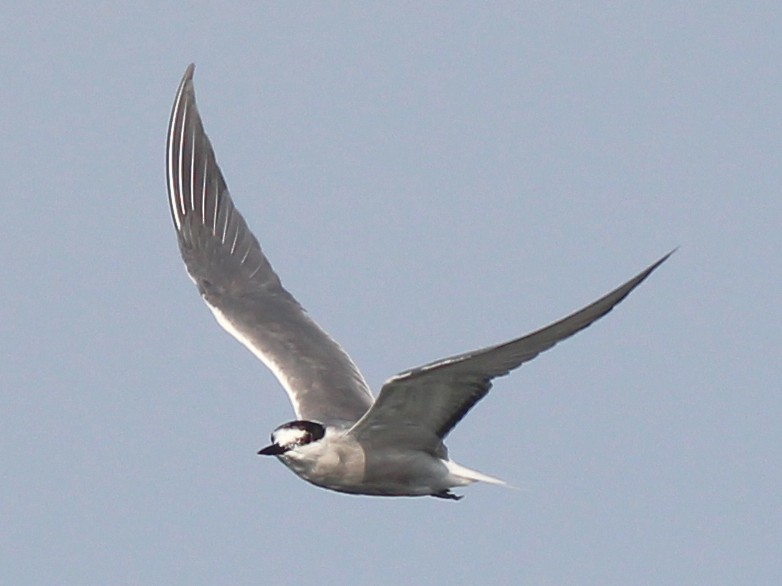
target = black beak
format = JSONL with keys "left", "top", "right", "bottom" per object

{"left": 258, "top": 443, "right": 286, "bottom": 456}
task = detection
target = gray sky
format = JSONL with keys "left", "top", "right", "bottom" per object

{"left": 2, "top": 3, "right": 780, "bottom": 585}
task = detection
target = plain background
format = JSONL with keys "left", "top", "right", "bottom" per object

{"left": 2, "top": 3, "right": 780, "bottom": 585}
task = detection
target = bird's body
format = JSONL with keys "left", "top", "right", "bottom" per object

{"left": 165, "top": 64, "right": 671, "bottom": 500}
{"left": 271, "top": 426, "right": 504, "bottom": 499}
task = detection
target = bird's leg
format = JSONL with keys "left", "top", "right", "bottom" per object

{"left": 432, "top": 490, "right": 463, "bottom": 501}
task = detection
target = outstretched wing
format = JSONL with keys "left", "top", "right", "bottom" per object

{"left": 350, "top": 252, "right": 672, "bottom": 449}
{"left": 166, "top": 64, "right": 373, "bottom": 424}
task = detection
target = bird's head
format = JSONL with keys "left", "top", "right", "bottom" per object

{"left": 258, "top": 420, "right": 326, "bottom": 456}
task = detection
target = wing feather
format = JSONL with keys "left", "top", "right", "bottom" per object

{"left": 350, "top": 252, "right": 673, "bottom": 447}
{"left": 166, "top": 65, "right": 374, "bottom": 424}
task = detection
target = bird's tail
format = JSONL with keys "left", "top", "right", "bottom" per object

{"left": 444, "top": 460, "right": 508, "bottom": 487}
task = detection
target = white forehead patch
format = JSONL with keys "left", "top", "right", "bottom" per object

{"left": 273, "top": 426, "right": 309, "bottom": 448}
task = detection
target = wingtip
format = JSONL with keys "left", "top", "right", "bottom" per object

{"left": 175, "top": 64, "right": 196, "bottom": 97}
{"left": 172, "top": 64, "right": 197, "bottom": 119}
{"left": 646, "top": 247, "right": 677, "bottom": 276}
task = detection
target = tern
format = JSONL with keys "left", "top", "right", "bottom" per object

{"left": 166, "top": 64, "right": 671, "bottom": 500}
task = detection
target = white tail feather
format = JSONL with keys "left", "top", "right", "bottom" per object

{"left": 444, "top": 460, "right": 508, "bottom": 487}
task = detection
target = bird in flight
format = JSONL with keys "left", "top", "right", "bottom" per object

{"left": 166, "top": 64, "right": 671, "bottom": 500}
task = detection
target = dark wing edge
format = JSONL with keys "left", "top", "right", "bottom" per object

{"left": 165, "top": 65, "right": 374, "bottom": 424}
{"left": 351, "top": 250, "right": 674, "bottom": 444}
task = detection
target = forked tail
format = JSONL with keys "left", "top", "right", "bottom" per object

{"left": 444, "top": 460, "right": 508, "bottom": 487}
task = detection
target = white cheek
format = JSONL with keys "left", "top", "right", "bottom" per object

{"left": 274, "top": 427, "right": 308, "bottom": 447}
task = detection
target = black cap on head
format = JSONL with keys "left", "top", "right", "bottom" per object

{"left": 257, "top": 420, "right": 325, "bottom": 456}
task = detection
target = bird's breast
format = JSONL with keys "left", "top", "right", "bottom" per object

{"left": 280, "top": 435, "right": 367, "bottom": 491}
